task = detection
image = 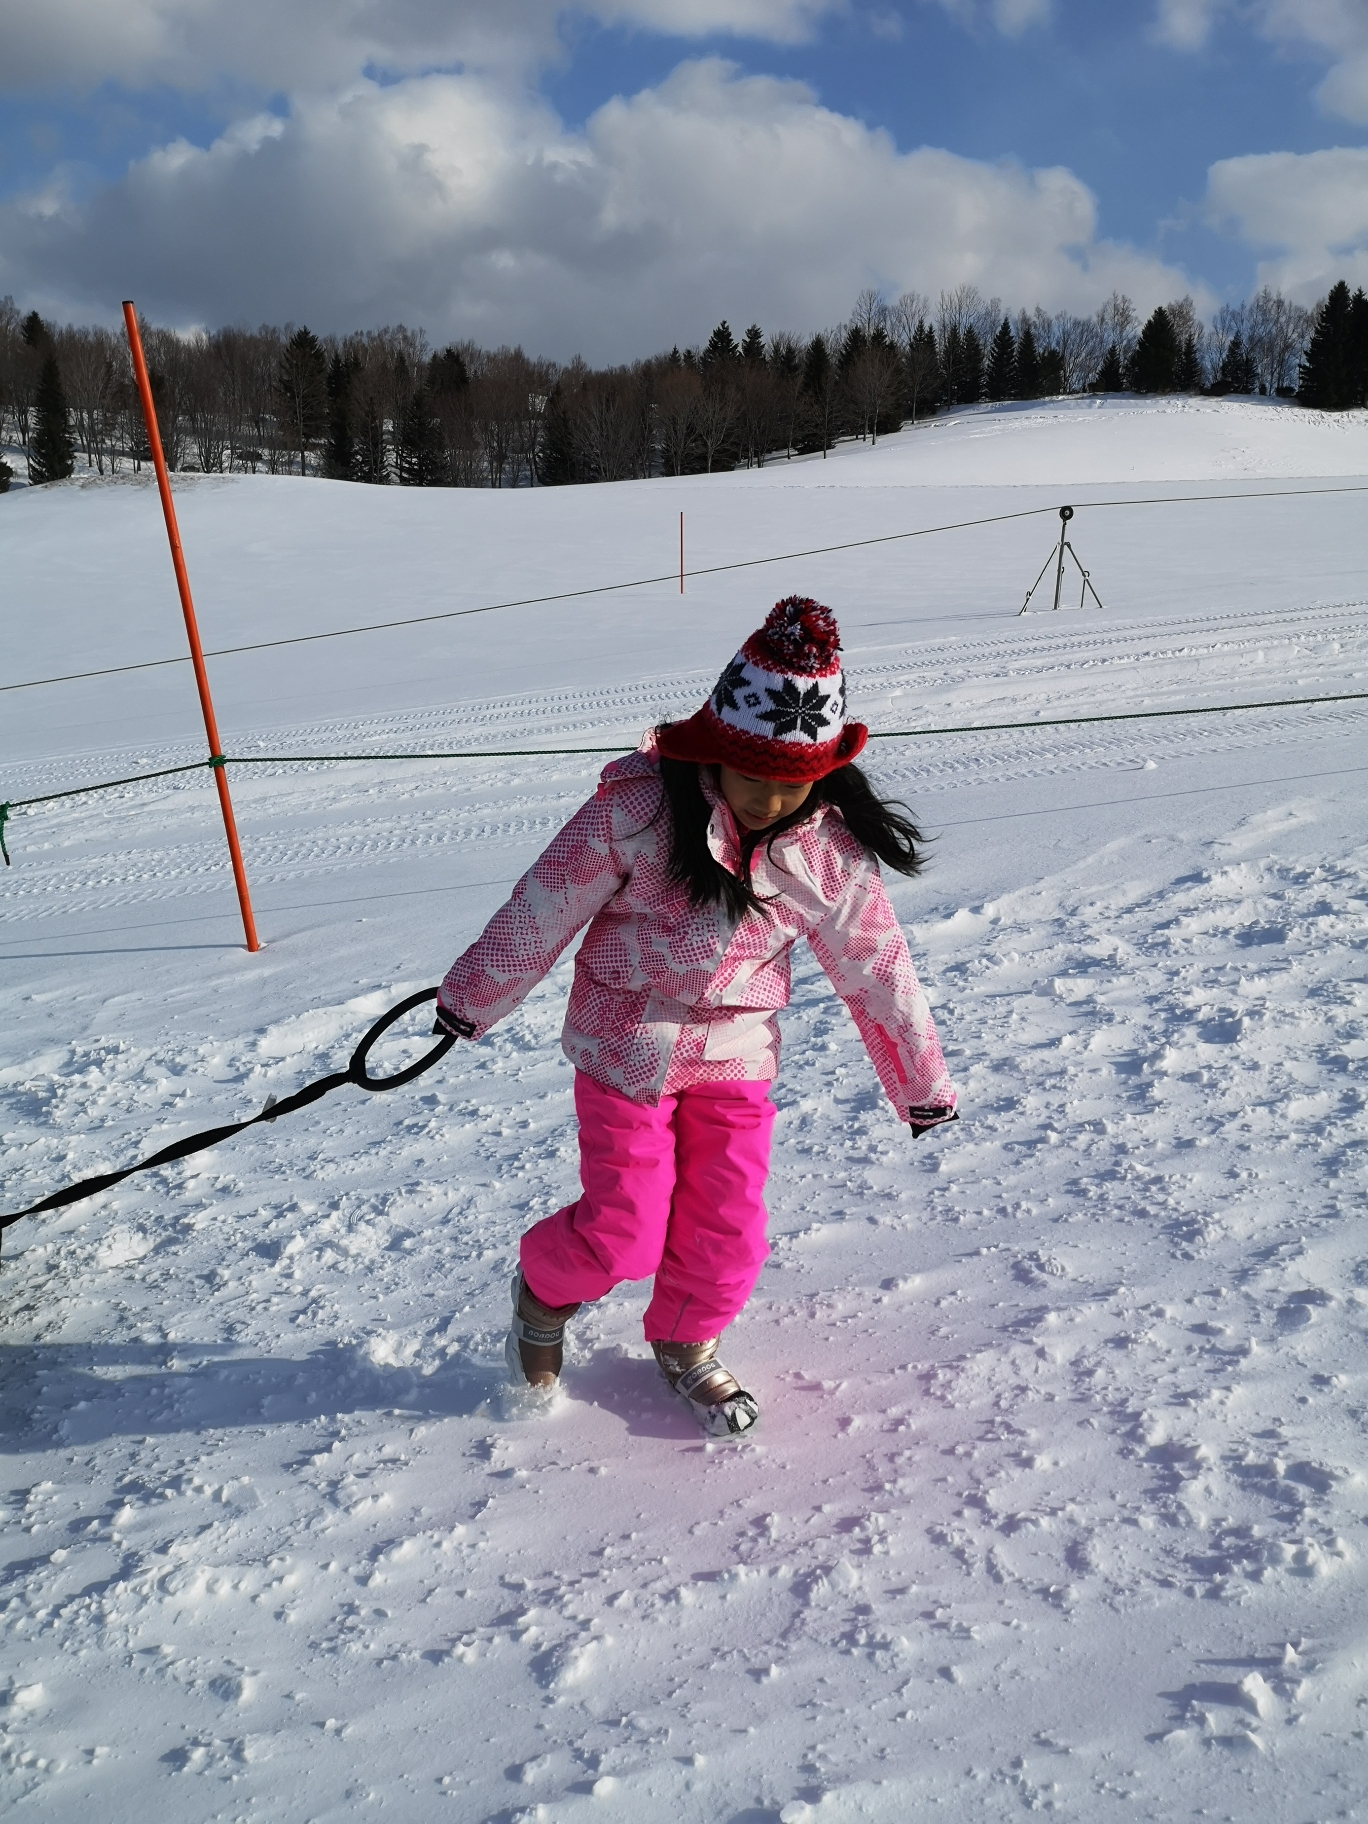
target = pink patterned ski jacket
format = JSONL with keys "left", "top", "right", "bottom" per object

{"left": 438, "top": 744, "right": 956, "bottom": 1123}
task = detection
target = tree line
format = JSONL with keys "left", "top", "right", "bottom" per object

{"left": 2, "top": 279, "right": 1363, "bottom": 494}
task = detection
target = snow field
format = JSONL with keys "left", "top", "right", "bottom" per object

{"left": 3, "top": 395, "right": 1368, "bottom": 1820}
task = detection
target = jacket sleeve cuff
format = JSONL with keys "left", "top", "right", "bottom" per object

{"left": 433, "top": 1000, "right": 477, "bottom": 1041}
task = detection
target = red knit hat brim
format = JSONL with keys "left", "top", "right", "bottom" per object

{"left": 657, "top": 709, "right": 868, "bottom": 782}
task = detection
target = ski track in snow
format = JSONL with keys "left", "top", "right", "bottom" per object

{"left": 3, "top": 399, "right": 1368, "bottom": 1822}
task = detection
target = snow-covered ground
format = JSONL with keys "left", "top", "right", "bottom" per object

{"left": 3, "top": 395, "right": 1368, "bottom": 1821}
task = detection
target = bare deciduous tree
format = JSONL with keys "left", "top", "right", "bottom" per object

{"left": 1096, "top": 292, "right": 1138, "bottom": 363}
{"left": 844, "top": 335, "right": 903, "bottom": 444}
{"left": 1034, "top": 311, "right": 1104, "bottom": 393}
{"left": 142, "top": 322, "right": 194, "bottom": 469}
{"left": 1244, "top": 288, "right": 1313, "bottom": 394}
{"left": 181, "top": 332, "right": 228, "bottom": 472}
{"left": 656, "top": 363, "right": 701, "bottom": 475}
{"left": 889, "top": 290, "right": 930, "bottom": 353}
{"left": 889, "top": 295, "right": 938, "bottom": 424}
{"left": 55, "top": 325, "right": 120, "bottom": 473}
{"left": 767, "top": 332, "right": 804, "bottom": 459}
{"left": 695, "top": 372, "right": 738, "bottom": 474}
{"left": 850, "top": 287, "right": 889, "bottom": 341}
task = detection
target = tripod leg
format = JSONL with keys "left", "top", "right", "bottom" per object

{"left": 1019, "top": 550, "right": 1057, "bottom": 615}
{"left": 1065, "top": 542, "right": 1104, "bottom": 611}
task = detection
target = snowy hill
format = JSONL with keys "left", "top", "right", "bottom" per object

{"left": 3, "top": 396, "right": 1367, "bottom": 1821}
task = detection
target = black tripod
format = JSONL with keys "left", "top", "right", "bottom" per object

{"left": 1019, "top": 506, "right": 1105, "bottom": 615}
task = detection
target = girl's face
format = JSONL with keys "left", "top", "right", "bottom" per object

{"left": 717, "top": 765, "right": 814, "bottom": 833}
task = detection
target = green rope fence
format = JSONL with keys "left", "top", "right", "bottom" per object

{"left": 5, "top": 687, "right": 1368, "bottom": 866}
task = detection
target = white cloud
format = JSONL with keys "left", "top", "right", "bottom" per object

{"left": 1265, "top": 0, "right": 1368, "bottom": 123}
{"left": 0, "top": 0, "right": 843, "bottom": 94}
{"left": 1, "top": 58, "right": 1202, "bottom": 359}
{"left": 1153, "top": 0, "right": 1368, "bottom": 121}
{"left": 921, "top": 0, "right": 1053, "bottom": 34}
{"left": 1152, "top": 0, "right": 1226, "bottom": 50}
{"left": 1205, "top": 145, "right": 1368, "bottom": 297}
{"left": 990, "top": 0, "right": 1052, "bottom": 34}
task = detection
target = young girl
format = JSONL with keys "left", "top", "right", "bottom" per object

{"left": 436, "top": 597, "right": 957, "bottom": 1437}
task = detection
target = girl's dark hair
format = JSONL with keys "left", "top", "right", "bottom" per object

{"left": 656, "top": 735, "right": 925, "bottom": 922}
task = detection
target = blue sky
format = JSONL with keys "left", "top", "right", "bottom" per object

{"left": 2, "top": 1, "right": 1366, "bottom": 359}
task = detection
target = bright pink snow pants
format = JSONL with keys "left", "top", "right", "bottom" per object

{"left": 520, "top": 1071, "right": 775, "bottom": 1343}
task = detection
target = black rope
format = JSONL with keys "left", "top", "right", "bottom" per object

{"left": 0, "top": 988, "right": 458, "bottom": 1254}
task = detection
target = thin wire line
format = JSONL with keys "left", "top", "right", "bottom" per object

{"left": 7, "top": 479, "right": 1366, "bottom": 695}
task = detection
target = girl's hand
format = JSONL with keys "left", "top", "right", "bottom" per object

{"left": 908, "top": 1105, "right": 958, "bottom": 1137}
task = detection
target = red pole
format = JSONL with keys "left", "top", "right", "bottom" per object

{"left": 122, "top": 301, "right": 261, "bottom": 953}
{"left": 680, "top": 511, "right": 684, "bottom": 594}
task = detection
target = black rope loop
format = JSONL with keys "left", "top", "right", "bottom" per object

{"left": 348, "top": 986, "right": 456, "bottom": 1091}
{"left": 1, "top": 986, "right": 454, "bottom": 1250}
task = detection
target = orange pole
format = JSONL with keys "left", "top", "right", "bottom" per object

{"left": 122, "top": 301, "right": 261, "bottom": 952}
{"left": 680, "top": 511, "right": 684, "bottom": 594}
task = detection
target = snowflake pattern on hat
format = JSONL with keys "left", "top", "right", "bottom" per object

{"left": 756, "top": 677, "right": 833, "bottom": 740}
{"left": 712, "top": 659, "right": 751, "bottom": 714}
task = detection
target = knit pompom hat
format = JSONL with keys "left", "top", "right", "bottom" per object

{"left": 657, "top": 596, "right": 867, "bottom": 783}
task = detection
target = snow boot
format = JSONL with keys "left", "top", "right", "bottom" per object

{"left": 652, "top": 1338, "right": 759, "bottom": 1438}
{"left": 506, "top": 1270, "right": 581, "bottom": 1390}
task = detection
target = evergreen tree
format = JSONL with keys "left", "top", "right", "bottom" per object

{"left": 536, "top": 381, "right": 577, "bottom": 485}
{"left": 740, "top": 323, "right": 766, "bottom": 365}
{"left": 959, "top": 326, "right": 985, "bottom": 404}
{"left": 904, "top": 318, "right": 940, "bottom": 422}
{"left": 276, "top": 326, "right": 328, "bottom": 473}
{"left": 1175, "top": 333, "right": 1201, "bottom": 392}
{"left": 800, "top": 332, "right": 838, "bottom": 454}
{"left": 801, "top": 332, "right": 831, "bottom": 398}
{"left": 19, "top": 310, "right": 53, "bottom": 459}
{"left": 1037, "top": 345, "right": 1065, "bottom": 397}
{"left": 1094, "top": 342, "right": 1124, "bottom": 392}
{"left": 1129, "top": 306, "right": 1179, "bottom": 393}
{"left": 354, "top": 401, "right": 388, "bottom": 485}
{"left": 28, "top": 350, "right": 75, "bottom": 484}
{"left": 1214, "top": 333, "right": 1256, "bottom": 395}
{"left": 429, "top": 345, "right": 470, "bottom": 395}
{"left": 323, "top": 351, "right": 358, "bottom": 481}
{"left": 985, "top": 318, "right": 1016, "bottom": 402}
{"left": 1351, "top": 288, "right": 1368, "bottom": 408}
{"left": 837, "top": 322, "right": 868, "bottom": 377}
{"left": 939, "top": 324, "right": 963, "bottom": 403}
{"left": 1298, "top": 281, "right": 1364, "bottom": 409}
{"left": 703, "top": 320, "right": 739, "bottom": 368}
{"left": 395, "top": 386, "right": 444, "bottom": 485}
{"left": 1014, "top": 323, "right": 1040, "bottom": 398}
{"left": 769, "top": 334, "right": 801, "bottom": 380}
